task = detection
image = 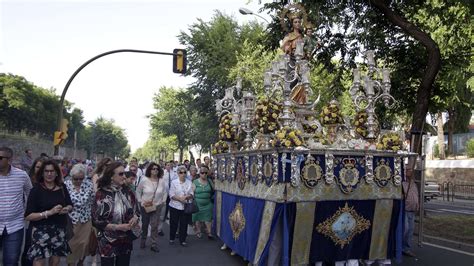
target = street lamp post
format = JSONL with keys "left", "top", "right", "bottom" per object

{"left": 54, "top": 49, "right": 180, "bottom": 156}
{"left": 239, "top": 7, "right": 270, "bottom": 24}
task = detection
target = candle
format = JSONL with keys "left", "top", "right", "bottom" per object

{"left": 353, "top": 68, "right": 360, "bottom": 83}
{"left": 366, "top": 79, "right": 374, "bottom": 95}
{"left": 264, "top": 71, "right": 272, "bottom": 87}
{"left": 272, "top": 62, "right": 279, "bottom": 74}
{"left": 382, "top": 69, "right": 390, "bottom": 83}
{"left": 366, "top": 51, "right": 375, "bottom": 66}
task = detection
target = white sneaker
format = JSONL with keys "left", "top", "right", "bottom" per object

{"left": 220, "top": 244, "right": 227, "bottom": 250}
{"left": 230, "top": 251, "right": 236, "bottom": 256}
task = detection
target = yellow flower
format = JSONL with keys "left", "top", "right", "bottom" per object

{"left": 277, "top": 132, "right": 285, "bottom": 139}
{"left": 285, "top": 140, "right": 291, "bottom": 147}
{"left": 331, "top": 113, "right": 337, "bottom": 118}
{"left": 272, "top": 113, "right": 278, "bottom": 119}
{"left": 288, "top": 131, "right": 296, "bottom": 138}
{"left": 324, "top": 108, "right": 330, "bottom": 114}
{"left": 295, "top": 140, "right": 302, "bottom": 146}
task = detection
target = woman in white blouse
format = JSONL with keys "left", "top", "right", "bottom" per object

{"left": 65, "top": 164, "right": 95, "bottom": 266}
{"left": 168, "top": 165, "right": 194, "bottom": 247}
{"left": 136, "top": 163, "right": 167, "bottom": 252}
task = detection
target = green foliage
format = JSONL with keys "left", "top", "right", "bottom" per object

{"left": 149, "top": 87, "right": 194, "bottom": 160}
{"left": 178, "top": 12, "right": 266, "bottom": 150}
{"left": 133, "top": 131, "right": 177, "bottom": 162}
{"left": 466, "top": 138, "right": 474, "bottom": 158}
{"left": 433, "top": 143, "right": 440, "bottom": 158}
{"left": 85, "top": 117, "right": 130, "bottom": 159}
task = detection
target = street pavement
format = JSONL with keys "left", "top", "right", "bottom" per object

{"left": 395, "top": 242, "right": 474, "bottom": 266}
{"left": 424, "top": 199, "right": 474, "bottom": 216}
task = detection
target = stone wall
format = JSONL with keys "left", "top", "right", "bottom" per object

{"left": 425, "top": 160, "right": 474, "bottom": 184}
{"left": 0, "top": 134, "right": 88, "bottom": 163}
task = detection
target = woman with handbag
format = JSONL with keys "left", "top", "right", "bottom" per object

{"left": 168, "top": 165, "right": 194, "bottom": 247}
{"left": 64, "top": 164, "right": 95, "bottom": 266}
{"left": 192, "top": 165, "right": 214, "bottom": 239}
{"left": 25, "top": 159, "right": 73, "bottom": 266}
{"left": 136, "top": 162, "right": 167, "bottom": 252}
{"left": 92, "top": 161, "right": 140, "bottom": 266}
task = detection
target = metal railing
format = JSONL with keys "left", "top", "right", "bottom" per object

{"left": 441, "top": 182, "right": 474, "bottom": 200}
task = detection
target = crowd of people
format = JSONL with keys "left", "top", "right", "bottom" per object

{"left": 0, "top": 146, "right": 216, "bottom": 266}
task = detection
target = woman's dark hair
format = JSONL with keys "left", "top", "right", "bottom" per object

{"left": 125, "top": 171, "right": 136, "bottom": 178}
{"left": 97, "top": 161, "right": 123, "bottom": 189}
{"left": 28, "top": 157, "right": 45, "bottom": 183}
{"left": 94, "top": 157, "right": 113, "bottom": 176}
{"left": 145, "top": 162, "right": 163, "bottom": 179}
{"left": 36, "top": 159, "right": 63, "bottom": 186}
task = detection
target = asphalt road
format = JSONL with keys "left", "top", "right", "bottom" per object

{"left": 424, "top": 199, "right": 474, "bottom": 216}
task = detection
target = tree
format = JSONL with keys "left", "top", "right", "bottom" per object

{"left": 178, "top": 12, "right": 266, "bottom": 151}
{"left": 86, "top": 117, "right": 130, "bottom": 159}
{"left": 133, "top": 131, "right": 177, "bottom": 161}
{"left": 150, "top": 87, "right": 194, "bottom": 162}
{"left": 261, "top": 1, "right": 474, "bottom": 154}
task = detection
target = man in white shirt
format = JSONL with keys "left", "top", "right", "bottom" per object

{"left": 158, "top": 161, "right": 177, "bottom": 235}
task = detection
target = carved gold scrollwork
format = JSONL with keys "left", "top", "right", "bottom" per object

{"left": 229, "top": 201, "right": 246, "bottom": 240}
{"left": 374, "top": 158, "right": 392, "bottom": 188}
{"left": 301, "top": 155, "right": 323, "bottom": 188}
{"left": 316, "top": 202, "right": 371, "bottom": 249}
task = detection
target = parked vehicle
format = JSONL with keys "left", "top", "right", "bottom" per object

{"left": 424, "top": 181, "right": 441, "bottom": 201}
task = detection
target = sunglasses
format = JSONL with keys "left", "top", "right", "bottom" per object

{"left": 72, "top": 177, "right": 84, "bottom": 181}
{"left": 200, "top": 172, "right": 208, "bottom": 174}
{"left": 178, "top": 171, "right": 186, "bottom": 174}
{"left": 0, "top": 156, "right": 10, "bottom": 160}
{"left": 117, "top": 172, "right": 125, "bottom": 176}
{"left": 152, "top": 168, "right": 159, "bottom": 170}
{"left": 44, "top": 170, "right": 56, "bottom": 174}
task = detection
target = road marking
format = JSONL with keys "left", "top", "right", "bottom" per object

{"left": 425, "top": 208, "right": 474, "bottom": 215}
{"left": 423, "top": 242, "right": 474, "bottom": 257}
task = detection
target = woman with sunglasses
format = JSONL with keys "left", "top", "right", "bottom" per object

{"left": 192, "top": 165, "right": 214, "bottom": 239}
{"left": 92, "top": 161, "right": 140, "bottom": 266}
{"left": 136, "top": 163, "right": 167, "bottom": 252}
{"left": 25, "top": 159, "right": 73, "bottom": 266}
{"left": 168, "top": 165, "right": 194, "bottom": 247}
{"left": 64, "top": 164, "right": 95, "bottom": 266}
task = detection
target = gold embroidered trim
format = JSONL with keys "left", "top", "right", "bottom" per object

{"left": 229, "top": 201, "right": 246, "bottom": 240}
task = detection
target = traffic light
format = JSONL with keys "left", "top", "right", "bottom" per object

{"left": 53, "top": 131, "right": 66, "bottom": 146}
{"left": 173, "top": 49, "right": 187, "bottom": 74}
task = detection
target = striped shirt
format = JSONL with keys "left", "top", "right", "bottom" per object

{"left": 0, "top": 166, "right": 33, "bottom": 235}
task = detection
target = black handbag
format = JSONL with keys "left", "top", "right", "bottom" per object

{"left": 61, "top": 186, "right": 74, "bottom": 241}
{"left": 183, "top": 199, "right": 199, "bottom": 214}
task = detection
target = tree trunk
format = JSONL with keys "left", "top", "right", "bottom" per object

{"left": 179, "top": 147, "right": 184, "bottom": 163}
{"left": 436, "top": 112, "right": 445, "bottom": 159}
{"left": 447, "top": 108, "right": 454, "bottom": 156}
{"left": 189, "top": 149, "right": 195, "bottom": 164}
{"left": 370, "top": 0, "right": 441, "bottom": 155}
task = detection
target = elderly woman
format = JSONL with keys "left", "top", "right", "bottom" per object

{"left": 192, "top": 165, "right": 214, "bottom": 239}
{"left": 188, "top": 165, "right": 198, "bottom": 181}
{"left": 136, "top": 163, "right": 167, "bottom": 252}
{"left": 25, "top": 159, "right": 73, "bottom": 266}
{"left": 92, "top": 161, "right": 140, "bottom": 266}
{"left": 65, "top": 164, "right": 95, "bottom": 266}
{"left": 168, "top": 165, "right": 194, "bottom": 247}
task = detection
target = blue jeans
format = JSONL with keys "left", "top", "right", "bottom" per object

{"left": 1, "top": 227, "right": 24, "bottom": 266}
{"left": 403, "top": 211, "right": 415, "bottom": 252}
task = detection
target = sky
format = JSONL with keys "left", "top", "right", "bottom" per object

{"left": 0, "top": 0, "right": 270, "bottom": 152}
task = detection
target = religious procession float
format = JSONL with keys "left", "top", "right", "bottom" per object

{"left": 212, "top": 3, "right": 414, "bottom": 265}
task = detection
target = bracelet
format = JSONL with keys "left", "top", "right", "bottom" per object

{"left": 44, "top": 210, "right": 48, "bottom": 218}
{"left": 40, "top": 212, "right": 44, "bottom": 218}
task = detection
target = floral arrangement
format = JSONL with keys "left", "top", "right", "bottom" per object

{"left": 353, "top": 110, "right": 369, "bottom": 138}
{"left": 273, "top": 126, "right": 304, "bottom": 148}
{"left": 376, "top": 132, "right": 402, "bottom": 151}
{"left": 313, "top": 131, "right": 329, "bottom": 145}
{"left": 212, "top": 140, "right": 229, "bottom": 155}
{"left": 218, "top": 114, "right": 237, "bottom": 141}
{"left": 302, "top": 115, "right": 320, "bottom": 134}
{"left": 255, "top": 97, "right": 281, "bottom": 134}
{"left": 320, "top": 100, "right": 343, "bottom": 125}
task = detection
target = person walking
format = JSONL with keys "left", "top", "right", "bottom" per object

{"left": 25, "top": 159, "right": 73, "bottom": 266}
{"left": 92, "top": 161, "right": 140, "bottom": 266}
{"left": 168, "top": 165, "right": 194, "bottom": 247}
{"left": 402, "top": 167, "right": 419, "bottom": 257}
{"left": 22, "top": 157, "right": 45, "bottom": 266}
{"left": 65, "top": 164, "right": 95, "bottom": 266}
{"left": 0, "top": 147, "right": 33, "bottom": 266}
{"left": 136, "top": 163, "right": 167, "bottom": 252}
{"left": 21, "top": 149, "right": 34, "bottom": 173}
{"left": 192, "top": 166, "right": 214, "bottom": 239}
{"left": 159, "top": 162, "right": 176, "bottom": 235}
